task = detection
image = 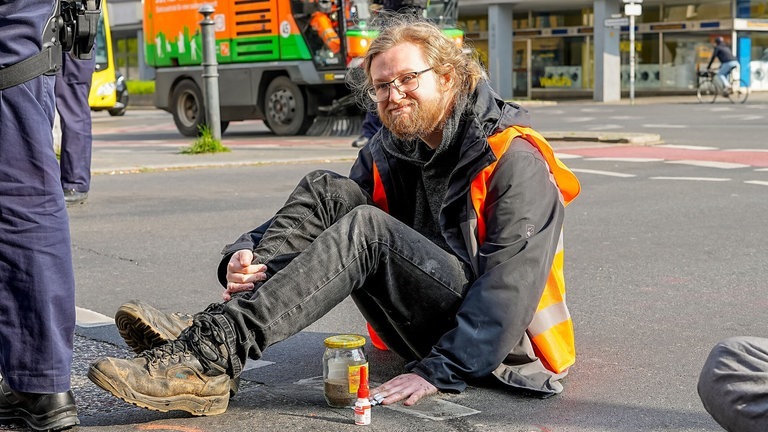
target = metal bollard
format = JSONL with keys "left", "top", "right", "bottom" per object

{"left": 199, "top": 5, "right": 221, "bottom": 140}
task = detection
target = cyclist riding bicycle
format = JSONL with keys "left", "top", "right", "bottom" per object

{"left": 706, "top": 36, "right": 738, "bottom": 96}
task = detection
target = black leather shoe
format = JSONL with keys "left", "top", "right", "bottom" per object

{"left": 63, "top": 189, "right": 87, "bottom": 205}
{"left": 0, "top": 377, "right": 79, "bottom": 431}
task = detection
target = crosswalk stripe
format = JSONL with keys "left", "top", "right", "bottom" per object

{"left": 665, "top": 160, "right": 749, "bottom": 169}
{"left": 571, "top": 168, "right": 635, "bottom": 177}
{"left": 650, "top": 176, "right": 731, "bottom": 181}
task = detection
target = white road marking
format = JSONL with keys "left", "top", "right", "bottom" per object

{"left": 585, "top": 157, "right": 664, "bottom": 162}
{"left": 650, "top": 176, "right": 731, "bottom": 181}
{"left": 554, "top": 153, "right": 583, "bottom": 159}
{"left": 722, "top": 114, "right": 764, "bottom": 121}
{"left": 571, "top": 168, "right": 635, "bottom": 177}
{"left": 580, "top": 108, "right": 613, "bottom": 113}
{"left": 657, "top": 145, "right": 717, "bottom": 150}
{"left": 563, "top": 117, "right": 596, "bottom": 123}
{"left": 243, "top": 359, "right": 275, "bottom": 370}
{"left": 642, "top": 124, "right": 687, "bottom": 128}
{"left": 75, "top": 307, "right": 113, "bottom": 327}
{"left": 744, "top": 180, "right": 768, "bottom": 186}
{"left": 665, "top": 160, "right": 749, "bottom": 169}
{"left": 295, "top": 376, "right": 480, "bottom": 420}
{"left": 588, "top": 124, "right": 624, "bottom": 130}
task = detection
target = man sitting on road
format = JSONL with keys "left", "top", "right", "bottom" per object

{"left": 88, "top": 17, "right": 581, "bottom": 415}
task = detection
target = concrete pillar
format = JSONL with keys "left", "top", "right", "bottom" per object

{"left": 487, "top": 4, "right": 514, "bottom": 100}
{"left": 593, "top": 0, "right": 621, "bottom": 102}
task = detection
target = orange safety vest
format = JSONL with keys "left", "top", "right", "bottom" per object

{"left": 370, "top": 125, "right": 580, "bottom": 374}
{"left": 309, "top": 12, "right": 340, "bottom": 54}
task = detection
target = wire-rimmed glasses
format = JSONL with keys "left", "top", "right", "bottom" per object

{"left": 367, "top": 67, "right": 433, "bottom": 102}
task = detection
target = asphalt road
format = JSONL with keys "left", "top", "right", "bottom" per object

{"left": 9, "top": 96, "right": 767, "bottom": 431}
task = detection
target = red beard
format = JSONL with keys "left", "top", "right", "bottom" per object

{"left": 379, "top": 94, "right": 445, "bottom": 141}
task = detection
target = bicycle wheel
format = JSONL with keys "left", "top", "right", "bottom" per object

{"left": 697, "top": 80, "right": 718, "bottom": 103}
{"left": 727, "top": 79, "right": 750, "bottom": 104}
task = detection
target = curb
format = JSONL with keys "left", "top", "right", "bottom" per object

{"left": 543, "top": 131, "right": 663, "bottom": 145}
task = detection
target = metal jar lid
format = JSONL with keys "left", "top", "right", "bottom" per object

{"left": 324, "top": 334, "right": 366, "bottom": 349}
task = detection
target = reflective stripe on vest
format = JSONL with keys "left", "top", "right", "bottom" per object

{"left": 470, "top": 126, "right": 580, "bottom": 374}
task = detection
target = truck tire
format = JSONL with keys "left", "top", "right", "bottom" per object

{"left": 171, "top": 80, "right": 205, "bottom": 137}
{"left": 264, "top": 76, "right": 313, "bottom": 136}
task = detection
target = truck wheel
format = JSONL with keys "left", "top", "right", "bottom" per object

{"left": 264, "top": 76, "right": 313, "bottom": 136}
{"left": 171, "top": 80, "right": 204, "bottom": 137}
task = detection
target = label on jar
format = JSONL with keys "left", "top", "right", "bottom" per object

{"left": 348, "top": 362, "right": 368, "bottom": 394}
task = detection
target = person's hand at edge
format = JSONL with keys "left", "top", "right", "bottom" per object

{"left": 370, "top": 373, "right": 438, "bottom": 406}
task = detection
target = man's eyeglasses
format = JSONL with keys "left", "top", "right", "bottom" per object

{"left": 367, "top": 68, "right": 434, "bottom": 102}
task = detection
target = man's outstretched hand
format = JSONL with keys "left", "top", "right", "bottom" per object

{"left": 370, "top": 373, "right": 438, "bottom": 406}
{"left": 224, "top": 249, "right": 267, "bottom": 301}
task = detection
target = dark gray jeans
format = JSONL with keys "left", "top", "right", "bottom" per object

{"left": 212, "top": 170, "right": 473, "bottom": 375}
{"left": 698, "top": 336, "right": 768, "bottom": 432}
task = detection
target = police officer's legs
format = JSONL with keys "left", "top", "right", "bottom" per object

{"left": 55, "top": 52, "right": 94, "bottom": 204}
{"left": 698, "top": 336, "right": 768, "bottom": 432}
{"left": 0, "top": 76, "right": 79, "bottom": 430}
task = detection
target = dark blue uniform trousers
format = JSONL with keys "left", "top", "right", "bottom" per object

{"left": 0, "top": 75, "right": 76, "bottom": 393}
{"left": 55, "top": 52, "right": 94, "bottom": 193}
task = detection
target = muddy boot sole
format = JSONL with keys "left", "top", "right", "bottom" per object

{"left": 115, "top": 301, "right": 191, "bottom": 355}
{"left": 87, "top": 365, "right": 229, "bottom": 416}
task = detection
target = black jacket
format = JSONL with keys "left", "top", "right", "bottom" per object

{"left": 348, "top": 81, "right": 569, "bottom": 393}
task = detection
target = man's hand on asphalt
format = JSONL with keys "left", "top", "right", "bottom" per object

{"left": 224, "top": 249, "right": 267, "bottom": 300}
{"left": 370, "top": 373, "right": 438, "bottom": 406}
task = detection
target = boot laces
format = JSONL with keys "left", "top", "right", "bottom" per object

{"left": 140, "top": 340, "right": 193, "bottom": 367}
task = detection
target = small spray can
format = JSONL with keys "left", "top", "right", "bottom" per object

{"left": 353, "top": 365, "right": 371, "bottom": 425}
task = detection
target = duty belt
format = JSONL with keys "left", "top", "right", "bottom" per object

{"left": 0, "top": 46, "right": 60, "bottom": 91}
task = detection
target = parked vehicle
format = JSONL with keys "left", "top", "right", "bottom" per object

{"left": 107, "top": 71, "right": 129, "bottom": 116}
{"left": 143, "top": 0, "right": 462, "bottom": 136}
{"left": 88, "top": 0, "right": 125, "bottom": 115}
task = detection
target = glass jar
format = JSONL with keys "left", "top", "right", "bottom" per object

{"left": 323, "top": 334, "right": 368, "bottom": 408}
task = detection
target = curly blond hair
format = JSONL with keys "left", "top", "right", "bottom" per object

{"left": 348, "top": 16, "right": 485, "bottom": 110}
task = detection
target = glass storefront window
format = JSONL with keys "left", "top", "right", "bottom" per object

{"left": 661, "top": 33, "right": 713, "bottom": 89}
{"left": 746, "top": 32, "right": 768, "bottom": 89}
{"left": 736, "top": 0, "right": 768, "bottom": 18}
{"left": 532, "top": 36, "right": 588, "bottom": 89}
{"left": 663, "top": 0, "right": 731, "bottom": 21}
{"left": 619, "top": 33, "right": 661, "bottom": 89}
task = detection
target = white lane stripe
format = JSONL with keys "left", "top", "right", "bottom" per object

{"left": 642, "top": 124, "right": 687, "bottom": 128}
{"left": 650, "top": 176, "right": 731, "bottom": 181}
{"left": 571, "top": 168, "right": 635, "bottom": 177}
{"left": 563, "top": 117, "right": 596, "bottom": 123}
{"left": 665, "top": 160, "right": 749, "bottom": 169}
{"left": 554, "top": 153, "right": 584, "bottom": 160}
{"left": 756, "top": 168, "right": 768, "bottom": 172}
{"left": 588, "top": 124, "right": 624, "bottom": 130}
{"left": 745, "top": 180, "right": 768, "bottom": 186}
{"left": 658, "top": 145, "right": 717, "bottom": 150}
{"left": 76, "top": 307, "right": 114, "bottom": 327}
{"left": 585, "top": 157, "right": 664, "bottom": 162}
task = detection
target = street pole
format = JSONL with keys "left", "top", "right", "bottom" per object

{"left": 629, "top": 13, "right": 635, "bottom": 104}
{"left": 199, "top": 5, "right": 221, "bottom": 140}
{"left": 623, "top": 0, "right": 642, "bottom": 105}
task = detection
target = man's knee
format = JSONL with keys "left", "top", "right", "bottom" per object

{"left": 699, "top": 337, "right": 768, "bottom": 431}
{"left": 301, "top": 170, "right": 368, "bottom": 201}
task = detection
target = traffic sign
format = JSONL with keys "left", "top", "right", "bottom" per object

{"left": 604, "top": 17, "right": 629, "bottom": 27}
